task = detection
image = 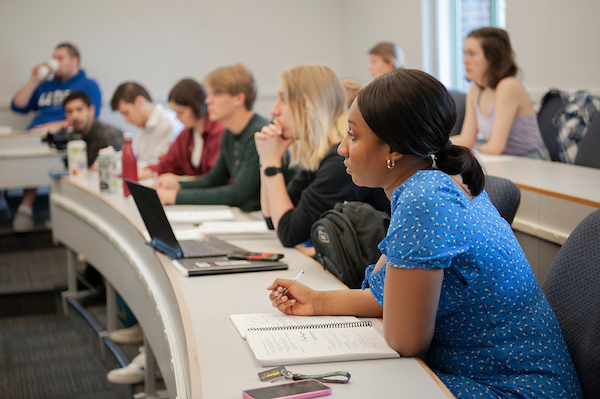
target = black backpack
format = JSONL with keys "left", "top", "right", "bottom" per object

{"left": 310, "top": 201, "right": 390, "bottom": 289}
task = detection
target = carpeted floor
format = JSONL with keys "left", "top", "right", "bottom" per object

{"left": 0, "top": 191, "right": 136, "bottom": 399}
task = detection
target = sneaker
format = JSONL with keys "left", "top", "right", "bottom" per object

{"left": 107, "top": 347, "right": 162, "bottom": 385}
{"left": 109, "top": 324, "right": 144, "bottom": 346}
{"left": 107, "top": 350, "right": 146, "bottom": 385}
{"left": 13, "top": 209, "right": 34, "bottom": 233}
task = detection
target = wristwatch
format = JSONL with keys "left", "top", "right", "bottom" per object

{"left": 263, "top": 166, "right": 283, "bottom": 176}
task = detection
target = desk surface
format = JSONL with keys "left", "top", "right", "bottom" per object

{"left": 50, "top": 175, "right": 453, "bottom": 399}
{"left": 479, "top": 154, "right": 600, "bottom": 207}
{"left": 0, "top": 131, "right": 64, "bottom": 189}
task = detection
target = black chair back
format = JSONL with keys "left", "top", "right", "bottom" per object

{"left": 484, "top": 175, "right": 521, "bottom": 225}
{"left": 449, "top": 91, "right": 467, "bottom": 137}
{"left": 537, "top": 91, "right": 563, "bottom": 161}
{"left": 574, "top": 115, "right": 600, "bottom": 169}
{"left": 542, "top": 209, "right": 600, "bottom": 399}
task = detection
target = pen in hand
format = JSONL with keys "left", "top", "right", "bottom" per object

{"left": 279, "top": 270, "right": 304, "bottom": 299}
{"left": 153, "top": 171, "right": 160, "bottom": 188}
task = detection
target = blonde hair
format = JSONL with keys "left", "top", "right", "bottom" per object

{"left": 341, "top": 78, "right": 363, "bottom": 108}
{"left": 280, "top": 65, "right": 347, "bottom": 171}
{"left": 204, "top": 63, "right": 257, "bottom": 110}
{"left": 369, "top": 42, "right": 405, "bottom": 68}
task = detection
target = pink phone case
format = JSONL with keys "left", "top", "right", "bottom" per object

{"left": 242, "top": 379, "right": 332, "bottom": 399}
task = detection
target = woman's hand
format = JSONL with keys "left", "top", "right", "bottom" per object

{"left": 254, "top": 121, "right": 294, "bottom": 166}
{"left": 267, "top": 278, "right": 318, "bottom": 316}
{"left": 157, "top": 186, "right": 178, "bottom": 205}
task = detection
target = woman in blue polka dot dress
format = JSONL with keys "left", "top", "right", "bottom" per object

{"left": 268, "top": 69, "right": 583, "bottom": 398}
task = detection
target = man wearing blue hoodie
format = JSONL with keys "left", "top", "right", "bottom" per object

{"left": 11, "top": 42, "right": 102, "bottom": 232}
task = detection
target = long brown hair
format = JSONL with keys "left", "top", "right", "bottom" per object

{"left": 467, "top": 27, "right": 518, "bottom": 89}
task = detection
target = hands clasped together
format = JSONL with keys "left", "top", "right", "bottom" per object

{"left": 254, "top": 119, "right": 294, "bottom": 166}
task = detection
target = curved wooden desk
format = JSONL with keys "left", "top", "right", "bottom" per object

{"left": 50, "top": 175, "right": 453, "bottom": 399}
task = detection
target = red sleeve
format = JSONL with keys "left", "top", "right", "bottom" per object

{"left": 148, "top": 128, "right": 191, "bottom": 175}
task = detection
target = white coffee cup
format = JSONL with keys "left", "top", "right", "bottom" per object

{"left": 36, "top": 58, "right": 60, "bottom": 80}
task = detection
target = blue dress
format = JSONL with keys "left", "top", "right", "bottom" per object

{"left": 363, "top": 170, "right": 583, "bottom": 398}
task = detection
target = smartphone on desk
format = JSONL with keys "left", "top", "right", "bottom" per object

{"left": 242, "top": 379, "right": 331, "bottom": 399}
{"left": 227, "top": 251, "right": 284, "bottom": 262}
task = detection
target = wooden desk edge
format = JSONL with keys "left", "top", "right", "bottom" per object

{"left": 160, "top": 253, "right": 203, "bottom": 398}
{"left": 516, "top": 183, "right": 600, "bottom": 208}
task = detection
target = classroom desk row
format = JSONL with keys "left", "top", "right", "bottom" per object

{"left": 478, "top": 154, "right": 600, "bottom": 283}
{"left": 0, "top": 131, "right": 64, "bottom": 190}
{"left": 49, "top": 174, "right": 453, "bottom": 399}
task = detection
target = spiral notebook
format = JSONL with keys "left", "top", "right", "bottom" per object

{"left": 230, "top": 313, "right": 400, "bottom": 366}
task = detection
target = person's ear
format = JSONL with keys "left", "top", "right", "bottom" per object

{"left": 134, "top": 95, "right": 146, "bottom": 108}
{"left": 89, "top": 104, "right": 96, "bottom": 116}
{"left": 389, "top": 148, "right": 403, "bottom": 163}
{"left": 234, "top": 92, "right": 246, "bottom": 107}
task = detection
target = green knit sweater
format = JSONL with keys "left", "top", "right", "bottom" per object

{"left": 176, "top": 114, "right": 267, "bottom": 212}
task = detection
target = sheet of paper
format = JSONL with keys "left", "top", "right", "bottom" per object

{"left": 172, "top": 227, "right": 202, "bottom": 241}
{"left": 230, "top": 313, "right": 360, "bottom": 339}
{"left": 246, "top": 326, "right": 399, "bottom": 366}
{"left": 165, "top": 208, "right": 235, "bottom": 224}
{"left": 198, "top": 221, "right": 269, "bottom": 235}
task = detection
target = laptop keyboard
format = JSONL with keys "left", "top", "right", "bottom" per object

{"left": 179, "top": 240, "right": 229, "bottom": 257}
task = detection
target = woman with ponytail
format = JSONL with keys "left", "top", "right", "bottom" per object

{"left": 268, "top": 69, "right": 582, "bottom": 398}
{"left": 255, "top": 65, "right": 389, "bottom": 250}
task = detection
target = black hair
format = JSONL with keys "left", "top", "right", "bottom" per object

{"left": 356, "top": 68, "right": 484, "bottom": 197}
{"left": 63, "top": 91, "right": 91, "bottom": 108}
{"left": 168, "top": 78, "right": 207, "bottom": 119}
{"left": 111, "top": 82, "right": 152, "bottom": 111}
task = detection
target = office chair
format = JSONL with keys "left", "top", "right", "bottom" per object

{"left": 484, "top": 175, "right": 521, "bottom": 225}
{"left": 542, "top": 209, "right": 600, "bottom": 399}
{"left": 449, "top": 90, "right": 467, "bottom": 136}
{"left": 537, "top": 90, "right": 564, "bottom": 161}
{"left": 574, "top": 115, "right": 600, "bottom": 169}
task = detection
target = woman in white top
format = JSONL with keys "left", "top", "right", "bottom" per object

{"left": 450, "top": 27, "right": 549, "bottom": 159}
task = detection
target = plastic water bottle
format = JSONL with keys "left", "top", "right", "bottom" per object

{"left": 67, "top": 134, "right": 87, "bottom": 178}
{"left": 97, "top": 146, "right": 119, "bottom": 194}
{"left": 122, "top": 132, "right": 138, "bottom": 197}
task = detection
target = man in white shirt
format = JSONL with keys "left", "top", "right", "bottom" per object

{"left": 110, "top": 82, "right": 183, "bottom": 171}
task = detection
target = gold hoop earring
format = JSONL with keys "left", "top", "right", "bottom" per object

{"left": 386, "top": 158, "right": 395, "bottom": 169}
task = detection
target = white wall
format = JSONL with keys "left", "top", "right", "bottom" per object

{"left": 341, "top": 0, "right": 424, "bottom": 85}
{"left": 506, "top": 0, "right": 600, "bottom": 102}
{"left": 0, "top": 0, "right": 344, "bottom": 131}
{"left": 2, "top": 1, "right": 599, "bottom": 131}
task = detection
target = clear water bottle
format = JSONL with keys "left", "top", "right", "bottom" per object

{"left": 98, "top": 146, "right": 119, "bottom": 194}
{"left": 122, "top": 132, "right": 138, "bottom": 197}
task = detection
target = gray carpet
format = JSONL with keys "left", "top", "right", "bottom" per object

{"left": 0, "top": 192, "right": 136, "bottom": 398}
